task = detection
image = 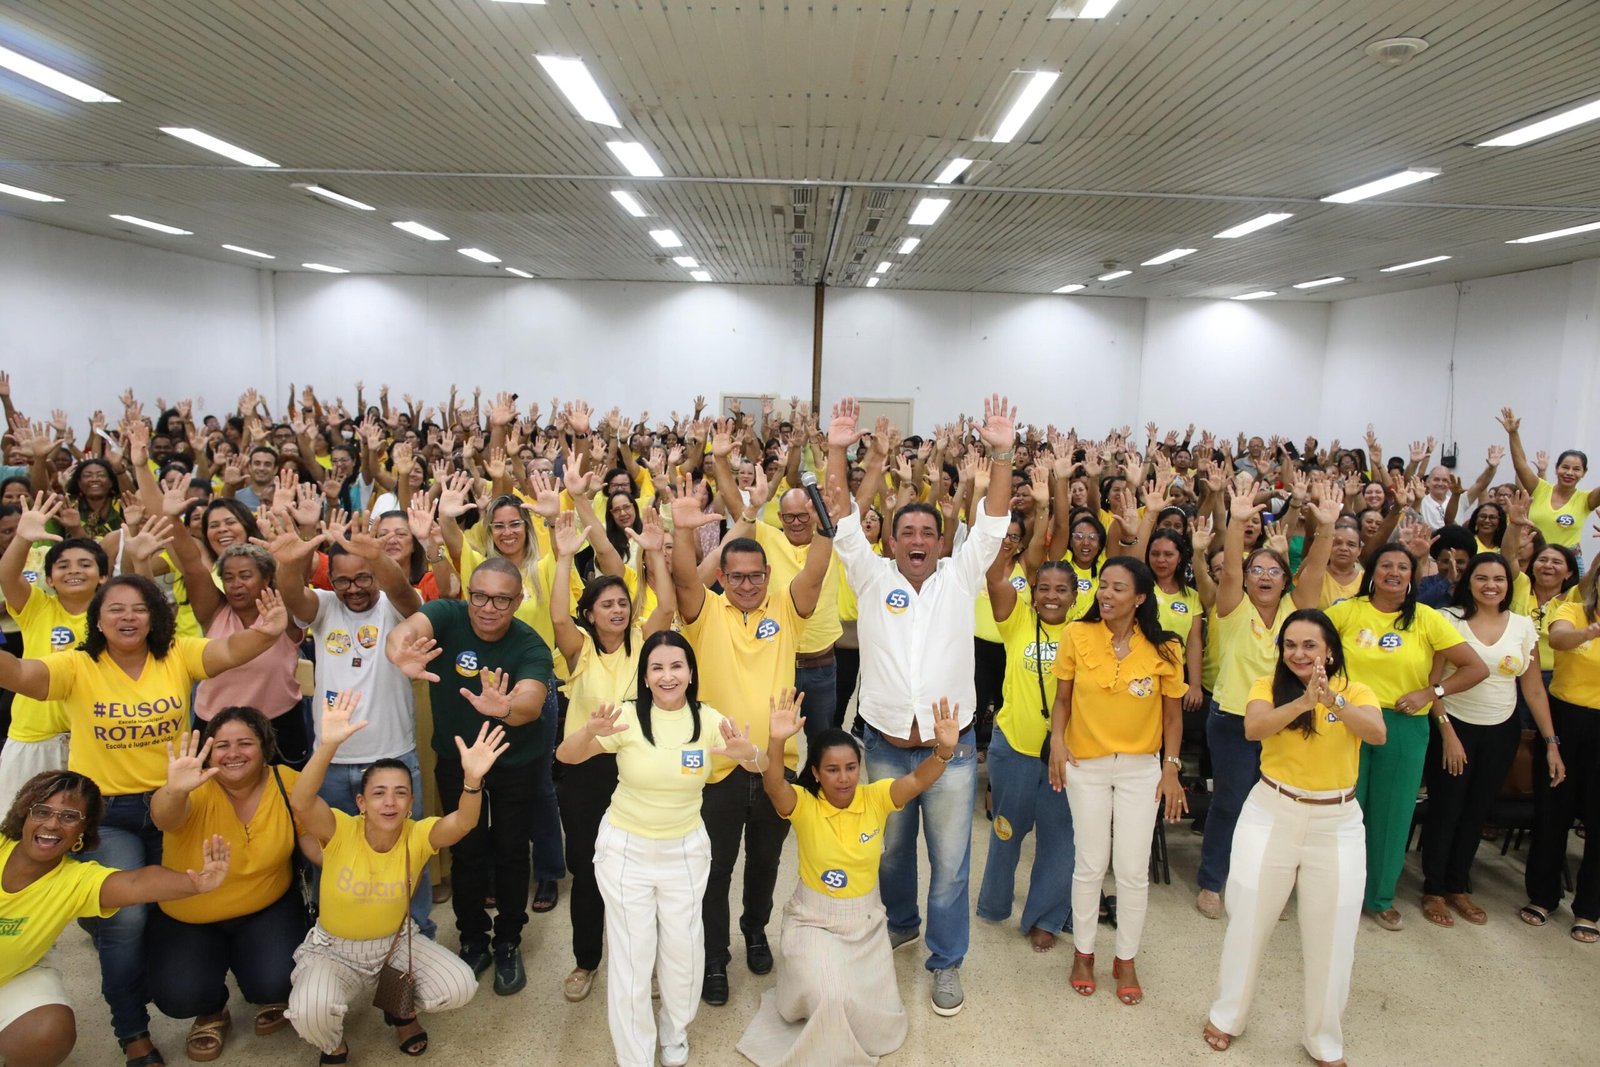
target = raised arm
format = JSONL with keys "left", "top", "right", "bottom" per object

{"left": 1217, "top": 483, "right": 1262, "bottom": 618}
{"left": 327, "top": 514, "right": 422, "bottom": 617}
{"left": 556, "top": 701, "right": 629, "bottom": 765}
{"left": 788, "top": 486, "right": 843, "bottom": 619}
{"left": 291, "top": 690, "right": 366, "bottom": 845}
{"left": 1291, "top": 495, "right": 1341, "bottom": 610}
{"left": 625, "top": 509, "right": 677, "bottom": 636}
{"left": 668, "top": 475, "right": 717, "bottom": 623}
{"left": 890, "top": 698, "right": 958, "bottom": 807}
{"left": 1, "top": 492, "right": 62, "bottom": 612}
{"left": 200, "top": 589, "right": 289, "bottom": 676}
{"left": 548, "top": 512, "right": 588, "bottom": 669}
{"left": 100, "top": 835, "right": 230, "bottom": 909}
{"left": 150, "top": 730, "right": 218, "bottom": 831}
{"left": 1498, "top": 407, "right": 1538, "bottom": 492}
{"left": 758, "top": 691, "right": 803, "bottom": 817}
{"left": 255, "top": 517, "right": 324, "bottom": 627}
{"left": 429, "top": 723, "right": 511, "bottom": 849}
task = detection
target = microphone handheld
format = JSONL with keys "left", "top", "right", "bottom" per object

{"left": 800, "top": 471, "right": 836, "bottom": 539}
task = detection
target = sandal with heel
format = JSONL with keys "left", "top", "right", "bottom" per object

{"left": 1112, "top": 957, "right": 1143, "bottom": 1005}
{"left": 384, "top": 1011, "right": 429, "bottom": 1056}
{"left": 119, "top": 1032, "right": 165, "bottom": 1067}
{"left": 1069, "top": 951, "right": 1096, "bottom": 996}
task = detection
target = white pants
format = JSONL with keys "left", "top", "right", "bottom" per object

{"left": 0, "top": 733, "right": 69, "bottom": 816}
{"left": 1065, "top": 752, "right": 1160, "bottom": 960}
{"left": 1208, "top": 781, "right": 1365, "bottom": 1063}
{"left": 593, "top": 815, "right": 712, "bottom": 1067}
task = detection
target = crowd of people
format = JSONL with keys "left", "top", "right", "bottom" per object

{"left": 0, "top": 370, "right": 1597, "bottom": 1067}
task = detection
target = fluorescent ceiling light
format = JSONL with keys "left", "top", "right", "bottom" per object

{"left": 0, "top": 182, "right": 63, "bottom": 202}
{"left": 1054, "top": 284, "right": 1086, "bottom": 293}
{"left": 459, "top": 247, "right": 501, "bottom": 263}
{"left": 610, "top": 190, "right": 648, "bottom": 217}
{"left": 109, "top": 214, "right": 191, "bottom": 235}
{"left": 1380, "top": 255, "right": 1451, "bottom": 272}
{"left": 221, "top": 243, "right": 274, "bottom": 259}
{"left": 1232, "top": 290, "right": 1277, "bottom": 300}
{"left": 535, "top": 55, "right": 622, "bottom": 127}
{"left": 1479, "top": 97, "right": 1600, "bottom": 147}
{"left": 504, "top": 267, "right": 535, "bottom": 278}
{"left": 1293, "top": 276, "right": 1347, "bottom": 289}
{"left": 392, "top": 220, "right": 449, "bottom": 241}
{"left": 1213, "top": 212, "right": 1294, "bottom": 239}
{"left": 649, "top": 229, "right": 682, "bottom": 248}
{"left": 1506, "top": 220, "right": 1600, "bottom": 244}
{"left": 866, "top": 277, "right": 880, "bottom": 287}
{"left": 897, "top": 237, "right": 921, "bottom": 254}
{"left": 875, "top": 261, "right": 891, "bottom": 274}
{"left": 1141, "top": 247, "right": 1197, "bottom": 265}
{"left": 672, "top": 256, "right": 699, "bottom": 267}
{"left": 1052, "top": 0, "right": 1123, "bottom": 17}
{"left": 1097, "top": 269, "right": 1131, "bottom": 281}
{"left": 987, "top": 71, "right": 1060, "bottom": 143}
{"left": 933, "top": 159, "right": 973, "bottom": 184}
{"left": 690, "top": 270, "right": 712, "bottom": 282}
{"left": 908, "top": 197, "right": 950, "bottom": 225}
{"left": 160, "top": 127, "right": 278, "bottom": 167}
{"left": 492, "top": 1, "right": 546, "bottom": 4}
{"left": 606, "top": 141, "right": 663, "bottom": 177}
{"left": 1321, "top": 168, "right": 1439, "bottom": 203}
{"left": 301, "top": 184, "right": 374, "bottom": 211}
{"left": 0, "top": 43, "right": 118, "bottom": 102}
{"left": 302, "top": 263, "right": 349, "bottom": 273}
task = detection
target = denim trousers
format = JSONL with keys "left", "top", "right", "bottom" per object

{"left": 976, "top": 725, "right": 1073, "bottom": 935}
{"left": 77, "top": 791, "right": 163, "bottom": 1042}
{"left": 1199, "top": 706, "right": 1262, "bottom": 893}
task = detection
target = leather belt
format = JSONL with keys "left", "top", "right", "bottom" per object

{"left": 1261, "top": 776, "right": 1356, "bottom": 806}
{"left": 795, "top": 647, "right": 836, "bottom": 669}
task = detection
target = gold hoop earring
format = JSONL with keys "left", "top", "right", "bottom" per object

{"left": 70, "top": 838, "right": 84, "bottom": 853}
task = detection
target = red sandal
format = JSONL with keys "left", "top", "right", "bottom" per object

{"left": 1112, "top": 957, "right": 1143, "bottom": 1005}
{"left": 1069, "top": 951, "right": 1096, "bottom": 996}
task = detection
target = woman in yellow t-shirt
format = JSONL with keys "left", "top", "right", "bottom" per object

{"left": 1499, "top": 406, "right": 1600, "bottom": 553}
{"left": 148, "top": 709, "right": 314, "bottom": 1060}
{"left": 0, "top": 770, "right": 230, "bottom": 1067}
{"left": 556, "top": 632, "right": 737, "bottom": 1067}
{"left": 730, "top": 690, "right": 956, "bottom": 1065}
{"left": 286, "top": 691, "right": 502, "bottom": 1060}
{"left": 1318, "top": 519, "right": 1365, "bottom": 608}
{"left": 1061, "top": 511, "right": 1107, "bottom": 622}
{"left": 548, "top": 510, "right": 674, "bottom": 1003}
{"left": 1203, "top": 611, "right": 1383, "bottom": 1067}
{"left": 1047, "top": 557, "right": 1187, "bottom": 1005}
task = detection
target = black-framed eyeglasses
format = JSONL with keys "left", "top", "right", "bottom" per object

{"left": 724, "top": 571, "right": 768, "bottom": 586}
{"left": 469, "top": 591, "right": 517, "bottom": 610}
{"left": 331, "top": 573, "right": 375, "bottom": 592}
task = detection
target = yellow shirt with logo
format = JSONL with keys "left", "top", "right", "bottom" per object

{"left": 1324, "top": 598, "right": 1463, "bottom": 712}
{"left": 1212, "top": 596, "right": 1294, "bottom": 715}
{"left": 1052, "top": 621, "right": 1187, "bottom": 759}
{"left": 1155, "top": 583, "right": 1201, "bottom": 643}
{"left": 8, "top": 587, "right": 87, "bottom": 742}
{"left": 161, "top": 768, "right": 300, "bottom": 924}
{"left": 994, "top": 601, "right": 1065, "bottom": 757}
{"left": 976, "top": 563, "right": 1031, "bottom": 643}
{"left": 754, "top": 523, "right": 841, "bottom": 654}
{"left": 1066, "top": 561, "right": 1098, "bottom": 622}
{"left": 597, "top": 700, "right": 729, "bottom": 839}
{"left": 1549, "top": 600, "right": 1600, "bottom": 708}
{"left": 1248, "top": 675, "right": 1379, "bottom": 792}
{"left": 787, "top": 778, "right": 901, "bottom": 898}
{"left": 561, "top": 630, "right": 640, "bottom": 739}
{"left": 1525, "top": 586, "right": 1578, "bottom": 672}
{"left": 681, "top": 587, "right": 802, "bottom": 780}
{"left": 1529, "top": 479, "right": 1589, "bottom": 548}
{"left": 317, "top": 811, "right": 439, "bottom": 941}
{"left": 0, "top": 838, "right": 116, "bottom": 984}
{"left": 43, "top": 636, "right": 212, "bottom": 795}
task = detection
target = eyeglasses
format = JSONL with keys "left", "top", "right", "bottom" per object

{"left": 724, "top": 571, "right": 768, "bottom": 586}
{"left": 30, "top": 804, "right": 85, "bottom": 827}
{"left": 1070, "top": 531, "right": 1100, "bottom": 543}
{"left": 1247, "top": 565, "right": 1286, "bottom": 578}
{"left": 489, "top": 521, "right": 526, "bottom": 533}
{"left": 468, "top": 591, "right": 517, "bottom": 610}
{"left": 779, "top": 513, "right": 811, "bottom": 526}
{"left": 331, "top": 572, "right": 375, "bottom": 592}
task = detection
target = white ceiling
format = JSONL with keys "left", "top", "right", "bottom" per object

{"left": 0, "top": 0, "right": 1598, "bottom": 301}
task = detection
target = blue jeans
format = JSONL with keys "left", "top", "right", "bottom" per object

{"left": 795, "top": 660, "right": 839, "bottom": 756}
{"left": 1198, "top": 706, "right": 1262, "bottom": 893}
{"left": 530, "top": 682, "right": 566, "bottom": 882}
{"left": 976, "top": 726, "right": 1074, "bottom": 934}
{"left": 78, "top": 792, "right": 163, "bottom": 1042}
{"left": 317, "top": 748, "right": 436, "bottom": 938}
{"left": 864, "top": 725, "right": 977, "bottom": 971}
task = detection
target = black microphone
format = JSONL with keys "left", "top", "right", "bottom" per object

{"left": 800, "top": 471, "right": 835, "bottom": 539}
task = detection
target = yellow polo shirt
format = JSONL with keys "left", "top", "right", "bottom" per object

{"left": 754, "top": 522, "right": 841, "bottom": 654}
{"left": 1248, "top": 675, "right": 1379, "bottom": 791}
{"left": 1052, "top": 621, "right": 1187, "bottom": 759}
{"left": 1549, "top": 600, "right": 1600, "bottom": 708}
{"left": 681, "top": 587, "right": 802, "bottom": 780}
{"left": 787, "top": 779, "right": 901, "bottom": 898}
{"left": 597, "top": 700, "right": 729, "bottom": 839}
{"left": 317, "top": 811, "right": 439, "bottom": 941}
{"left": 1325, "top": 598, "right": 1464, "bottom": 713}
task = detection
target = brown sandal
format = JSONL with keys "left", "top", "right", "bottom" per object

{"left": 255, "top": 1004, "right": 290, "bottom": 1036}
{"left": 1443, "top": 893, "right": 1487, "bottom": 925}
{"left": 186, "top": 1011, "right": 231, "bottom": 1062}
{"left": 1202, "top": 1020, "right": 1233, "bottom": 1051}
{"left": 1419, "top": 894, "right": 1454, "bottom": 928}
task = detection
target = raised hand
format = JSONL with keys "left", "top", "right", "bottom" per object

{"left": 320, "top": 689, "right": 368, "bottom": 747}
{"left": 768, "top": 688, "right": 807, "bottom": 743}
{"left": 17, "top": 492, "right": 65, "bottom": 545}
{"left": 165, "top": 730, "right": 219, "bottom": 794}
{"left": 461, "top": 667, "right": 514, "bottom": 720}
{"left": 455, "top": 721, "right": 511, "bottom": 781}
{"left": 978, "top": 394, "right": 1019, "bottom": 452}
{"left": 390, "top": 632, "right": 443, "bottom": 682}
{"left": 186, "top": 834, "right": 232, "bottom": 895}
{"left": 828, "top": 398, "right": 866, "bottom": 449}
{"left": 551, "top": 511, "right": 586, "bottom": 558}
{"left": 712, "top": 718, "right": 760, "bottom": 763}
{"left": 126, "top": 514, "right": 176, "bottom": 564}
{"left": 670, "top": 474, "right": 718, "bottom": 528}
{"left": 1496, "top": 407, "right": 1520, "bottom": 435}
{"left": 625, "top": 506, "right": 666, "bottom": 554}
{"left": 583, "top": 703, "right": 630, "bottom": 738}
{"left": 1190, "top": 514, "right": 1215, "bottom": 557}
{"left": 930, "top": 696, "right": 960, "bottom": 753}
{"left": 406, "top": 494, "right": 438, "bottom": 544}
{"left": 249, "top": 588, "right": 289, "bottom": 638}
{"left": 1228, "top": 482, "right": 1265, "bottom": 523}
{"left": 1535, "top": 450, "right": 1549, "bottom": 479}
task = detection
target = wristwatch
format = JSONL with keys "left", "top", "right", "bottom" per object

{"left": 1164, "top": 756, "right": 1182, "bottom": 770}
{"left": 1432, "top": 683, "right": 1446, "bottom": 700}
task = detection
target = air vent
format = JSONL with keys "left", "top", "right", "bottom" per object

{"left": 792, "top": 188, "right": 815, "bottom": 209}
{"left": 792, "top": 232, "right": 812, "bottom": 248}
{"left": 863, "top": 217, "right": 881, "bottom": 234}
{"left": 866, "top": 190, "right": 891, "bottom": 211}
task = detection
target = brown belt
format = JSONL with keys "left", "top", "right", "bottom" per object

{"left": 795, "top": 647, "right": 836, "bottom": 669}
{"left": 1261, "top": 776, "right": 1356, "bottom": 806}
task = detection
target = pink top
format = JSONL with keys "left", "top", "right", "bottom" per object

{"left": 194, "top": 605, "right": 303, "bottom": 720}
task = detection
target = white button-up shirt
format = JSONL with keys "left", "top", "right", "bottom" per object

{"left": 834, "top": 502, "right": 1007, "bottom": 737}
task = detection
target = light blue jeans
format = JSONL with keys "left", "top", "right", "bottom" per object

{"left": 316, "top": 748, "right": 436, "bottom": 938}
{"left": 976, "top": 726, "right": 1074, "bottom": 935}
{"left": 77, "top": 792, "right": 162, "bottom": 1042}
{"left": 864, "top": 725, "right": 977, "bottom": 971}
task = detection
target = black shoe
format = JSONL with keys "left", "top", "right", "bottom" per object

{"left": 745, "top": 932, "right": 773, "bottom": 975}
{"left": 493, "top": 943, "right": 526, "bottom": 996}
{"left": 459, "top": 940, "right": 492, "bottom": 977}
{"left": 701, "top": 965, "right": 729, "bottom": 1006}
{"left": 531, "top": 880, "right": 559, "bottom": 913}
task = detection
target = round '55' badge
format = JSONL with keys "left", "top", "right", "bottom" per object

{"left": 455, "top": 650, "right": 481, "bottom": 677}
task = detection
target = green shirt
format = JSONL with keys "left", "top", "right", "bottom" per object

{"left": 420, "top": 600, "right": 553, "bottom": 768}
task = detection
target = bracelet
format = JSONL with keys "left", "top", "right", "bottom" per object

{"left": 462, "top": 783, "right": 483, "bottom": 795}
{"left": 1545, "top": 735, "right": 1561, "bottom": 745}
{"left": 1118, "top": 538, "right": 1138, "bottom": 547}
{"left": 933, "top": 746, "right": 954, "bottom": 764}
{"left": 1164, "top": 756, "right": 1182, "bottom": 769}
{"left": 987, "top": 450, "right": 1014, "bottom": 462}
{"left": 426, "top": 549, "right": 444, "bottom": 563}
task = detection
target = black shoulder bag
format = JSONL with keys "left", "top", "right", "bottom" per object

{"left": 270, "top": 765, "right": 319, "bottom": 924}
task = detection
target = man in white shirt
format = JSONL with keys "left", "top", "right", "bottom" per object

{"left": 1420, "top": 464, "right": 1453, "bottom": 529}
{"left": 825, "top": 394, "right": 1016, "bottom": 1018}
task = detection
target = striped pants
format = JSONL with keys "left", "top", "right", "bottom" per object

{"left": 285, "top": 922, "right": 477, "bottom": 1054}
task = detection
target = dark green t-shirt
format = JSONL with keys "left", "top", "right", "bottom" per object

{"left": 421, "top": 600, "right": 553, "bottom": 769}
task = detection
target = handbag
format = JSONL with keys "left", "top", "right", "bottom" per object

{"left": 371, "top": 838, "right": 417, "bottom": 1018}
{"left": 270, "top": 766, "right": 318, "bottom": 924}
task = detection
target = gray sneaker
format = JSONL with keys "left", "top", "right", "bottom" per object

{"left": 931, "top": 967, "right": 964, "bottom": 1016}
{"left": 889, "top": 927, "right": 920, "bottom": 951}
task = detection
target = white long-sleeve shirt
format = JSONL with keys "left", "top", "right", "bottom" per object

{"left": 833, "top": 502, "right": 1007, "bottom": 737}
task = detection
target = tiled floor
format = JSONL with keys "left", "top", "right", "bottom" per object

{"left": 57, "top": 780, "right": 1599, "bottom": 1067}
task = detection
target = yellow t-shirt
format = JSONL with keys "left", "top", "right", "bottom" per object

{"left": 754, "top": 523, "right": 841, "bottom": 654}
{"left": 0, "top": 838, "right": 116, "bottom": 984}
{"left": 1320, "top": 569, "right": 1363, "bottom": 609}
{"left": 1324, "top": 598, "right": 1464, "bottom": 713}
{"left": 1248, "top": 675, "right": 1379, "bottom": 792}
{"left": 8, "top": 587, "right": 87, "bottom": 742}
{"left": 681, "top": 587, "right": 802, "bottom": 781}
{"left": 597, "top": 700, "right": 729, "bottom": 839}
{"left": 1211, "top": 596, "right": 1294, "bottom": 715}
{"left": 317, "top": 811, "right": 439, "bottom": 941}
{"left": 1052, "top": 621, "right": 1187, "bottom": 760}
{"left": 994, "top": 601, "right": 1064, "bottom": 757}
{"left": 976, "top": 563, "right": 1031, "bottom": 643}
{"left": 837, "top": 543, "right": 884, "bottom": 624}
{"left": 1526, "top": 586, "right": 1578, "bottom": 672}
{"left": 43, "top": 637, "right": 213, "bottom": 795}
{"left": 1549, "top": 600, "right": 1600, "bottom": 708}
{"left": 1155, "top": 583, "right": 1201, "bottom": 643}
{"left": 1066, "top": 562, "right": 1098, "bottom": 622}
{"left": 787, "top": 778, "right": 901, "bottom": 898}
{"left": 160, "top": 769, "right": 300, "bottom": 924}
{"left": 1529, "top": 479, "right": 1589, "bottom": 548}
{"left": 458, "top": 543, "right": 561, "bottom": 678}
{"left": 561, "top": 630, "right": 640, "bottom": 739}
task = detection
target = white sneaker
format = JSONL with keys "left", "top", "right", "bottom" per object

{"left": 660, "top": 1039, "right": 689, "bottom": 1066}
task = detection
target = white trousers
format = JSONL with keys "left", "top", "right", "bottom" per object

{"left": 1208, "top": 781, "right": 1365, "bottom": 1063}
{"left": 593, "top": 815, "right": 712, "bottom": 1067}
{"left": 1065, "top": 752, "right": 1160, "bottom": 960}
{"left": 0, "top": 733, "right": 69, "bottom": 816}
